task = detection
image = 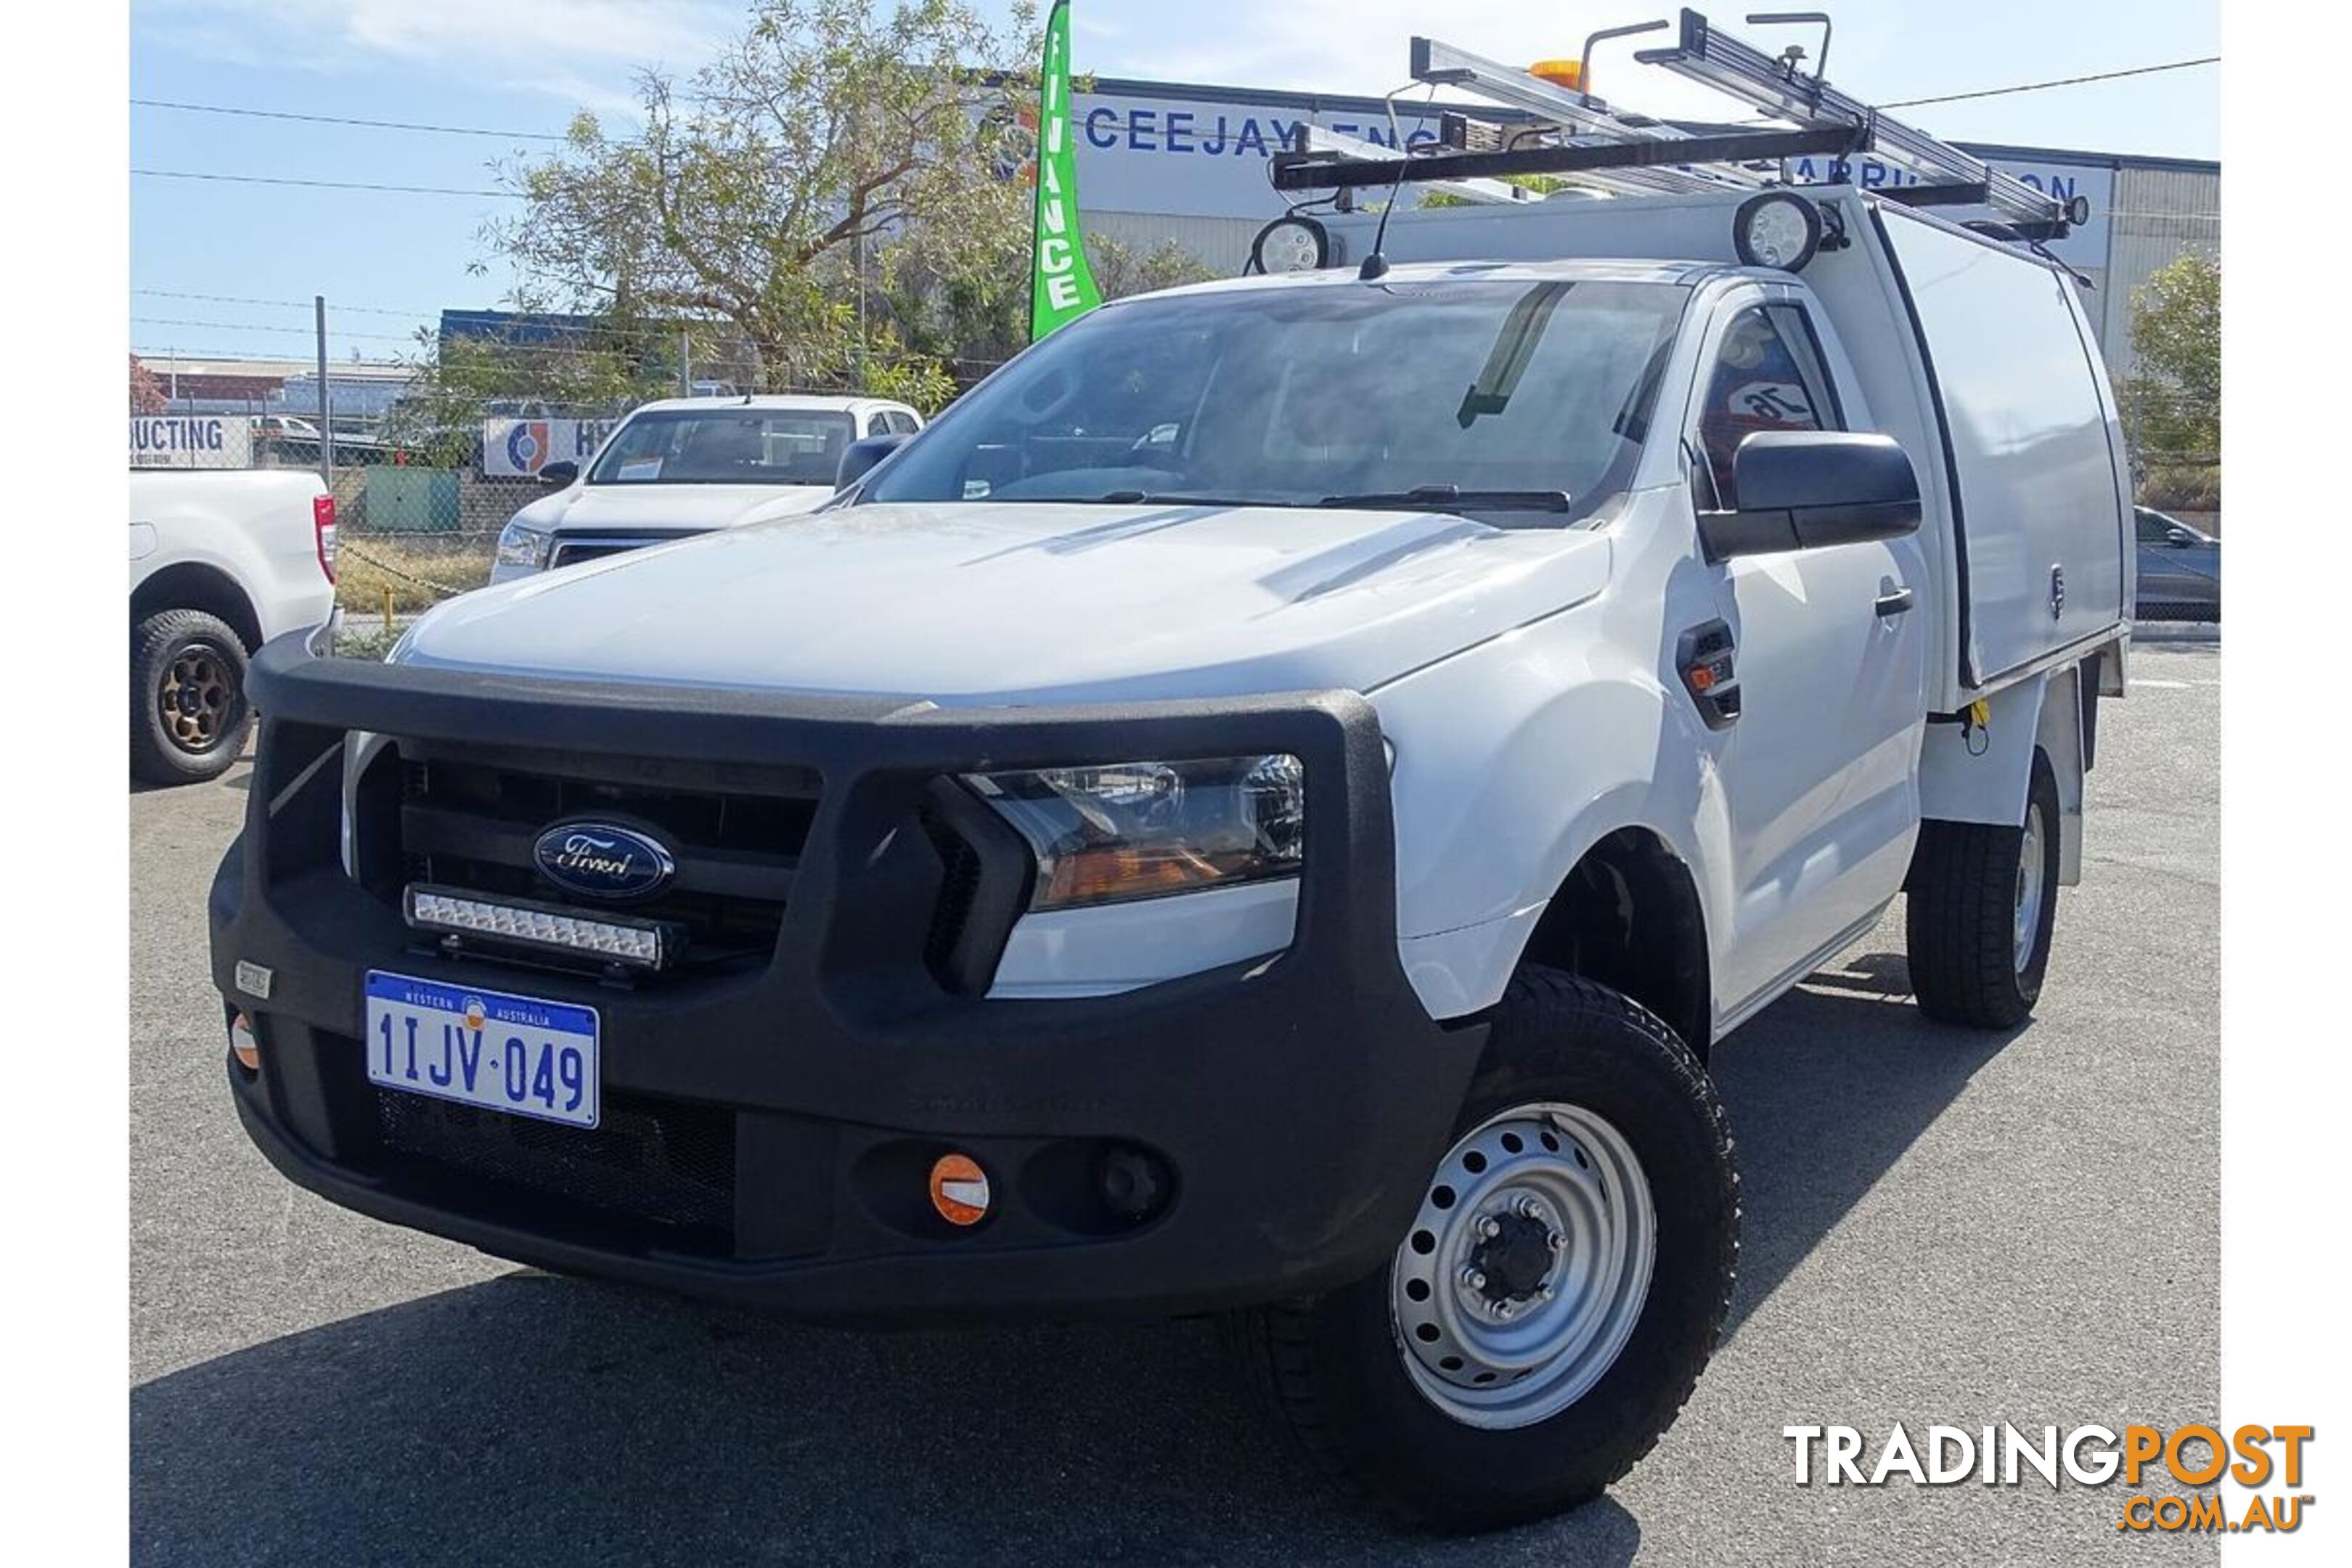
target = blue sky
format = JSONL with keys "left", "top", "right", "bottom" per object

{"left": 130, "top": 0, "right": 2218, "bottom": 365}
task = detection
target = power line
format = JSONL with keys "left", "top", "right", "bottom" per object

{"left": 133, "top": 346, "right": 412, "bottom": 367}
{"left": 1881, "top": 57, "right": 2217, "bottom": 110}
{"left": 132, "top": 314, "right": 701, "bottom": 351}
{"left": 132, "top": 97, "right": 569, "bottom": 143}
{"left": 132, "top": 168, "right": 518, "bottom": 198}
{"left": 134, "top": 315, "right": 427, "bottom": 343}
{"left": 135, "top": 289, "right": 742, "bottom": 341}
{"left": 134, "top": 288, "right": 448, "bottom": 319}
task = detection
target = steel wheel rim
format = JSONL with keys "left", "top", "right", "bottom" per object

{"left": 159, "top": 641, "right": 240, "bottom": 755}
{"left": 1389, "top": 1101, "right": 1657, "bottom": 1430}
{"left": 2014, "top": 800, "right": 2047, "bottom": 972}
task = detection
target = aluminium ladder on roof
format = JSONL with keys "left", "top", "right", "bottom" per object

{"left": 1271, "top": 7, "right": 2075, "bottom": 239}
{"left": 1633, "top": 9, "right": 2066, "bottom": 231}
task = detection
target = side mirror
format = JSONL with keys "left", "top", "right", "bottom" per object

{"left": 837, "top": 433, "right": 910, "bottom": 490}
{"left": 2165, "top": 526, "right": 2197, "bottom": 547}
{"left": 539, "top": 459, "right": 580, "bottom": 486}
{"left": 1697, "top": 431, "right": 1921, "bottom": 562}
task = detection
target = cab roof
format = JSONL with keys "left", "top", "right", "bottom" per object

{"left": 626, "top": 393, "right": 916, "bottom": 416}
{"left": 1137, "top": 256, "right": 1746, "bottom": 306}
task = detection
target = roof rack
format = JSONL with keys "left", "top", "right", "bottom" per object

{"left": 1272, "top": 8, "right": 2083, "bottom": 239}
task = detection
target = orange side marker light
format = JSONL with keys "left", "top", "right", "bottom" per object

{"left": 928, "top": 1153, "right": 992, "bottom": 1227}
{"left": 229, "top": 1011, "right": 261, "bottom": 1071}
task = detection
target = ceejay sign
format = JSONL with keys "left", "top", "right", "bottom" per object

{"left": 1069, "top": 82, "right": 2115, "bottom": 264}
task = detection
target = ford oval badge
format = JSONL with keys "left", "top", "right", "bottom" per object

{"left": 532, "top": 821, "right": 677, "bottom": 902}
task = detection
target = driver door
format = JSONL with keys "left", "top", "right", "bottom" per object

{"left": 1689, "top": 287, "right": 1930, "bottom": 1006}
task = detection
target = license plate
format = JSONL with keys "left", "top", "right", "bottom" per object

{"left": 364, "top": 971, "right": 600, "bottom": 1129}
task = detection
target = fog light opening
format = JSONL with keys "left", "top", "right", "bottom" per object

{"left": 928, "top": 1153, "right": 992, "bottom": 1227}
{"left": 1096, "top": 1144, "right": 1174, "bottom": 1224}
{"left": 228, "top": 1010, "right": 261, "bottom": 1071}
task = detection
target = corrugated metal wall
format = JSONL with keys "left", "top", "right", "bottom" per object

{"left": 2095, "top": 166, "right": 2221, "bottom": 382}
{"left": 1090, "top": 211, "right": 1265, "bottom": 278}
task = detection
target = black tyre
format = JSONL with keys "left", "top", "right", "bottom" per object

{"left": 1231, "top": 968, "right": 1739, "bottom": 1532}
{"left": 1906, "top": 747, "right": 2061, "bottom": 1028}
{"left": 131, "top": 609, "right": 253, "bottom": 785}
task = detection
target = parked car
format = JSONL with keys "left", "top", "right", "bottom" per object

{"left": 129, "top": 469, "right": 336, "bottom": 783}
{"left": 2133, "top": 505, "right": 2220, "bottom": 621}
{"left": 211, "top": 136, "right": 2131, "bottom": 1527}
{"left": 250, "top": 415, "right": 321, "bottom": 441}
{"left": 488, "top": 395, "right": 926, "bottom": 583}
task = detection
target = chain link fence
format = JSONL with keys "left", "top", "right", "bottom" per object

{"left": 134, "top": 376, "right": 1016, "bottom": 629}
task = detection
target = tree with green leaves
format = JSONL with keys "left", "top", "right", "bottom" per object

{"left": 381, "top": 327, "right": 679, "bottom": 467}
{"left": 486, "top": 0, "right": 1034, "bottom": 399}
{"left": 2118, "top": 250, "right": 2218, "bottom": 508}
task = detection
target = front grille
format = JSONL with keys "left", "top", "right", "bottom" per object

{"left": 370, "top": 748, "right": 818, "bottom": 976}
{"left": 374, "top": 1085, "right": 736, "bottom": 1249}
{"left": 550, "top": 536, "right": 677, "bottom": 569}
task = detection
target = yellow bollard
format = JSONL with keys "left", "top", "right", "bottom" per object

{"left": 384, "top": 582, "right": 394, "bottom": 632}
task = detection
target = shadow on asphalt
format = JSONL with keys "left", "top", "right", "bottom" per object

{"left": 1705, "top": 951, "right": 2014, "bottom": 1336}
{"left": 130, "top": 947, "right": 2005, "bottom": 1567}
{"left": 130, "top": 757, "right": 253, "bottom": 796}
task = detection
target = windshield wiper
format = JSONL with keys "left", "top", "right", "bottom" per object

{"left": 1086, "top": 490, "right": 1267, "bottom": 507}
{"left": 1317, "top": 485, "right": 1575, "bottom": 513}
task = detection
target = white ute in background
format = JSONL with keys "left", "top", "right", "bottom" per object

{"left": 489, "top": 394, "right": 924, "bottom": 582}
{"left": 129, "top": 469, "right": 338, "bottom": 784}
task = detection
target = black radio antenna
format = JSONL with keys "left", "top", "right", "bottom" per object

{"left": 1360, "top": 82, "right": 1436, "bottom": 281}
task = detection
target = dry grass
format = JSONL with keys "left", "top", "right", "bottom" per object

{"left": 336, "top": 534, "right": 496, "bottom": 617}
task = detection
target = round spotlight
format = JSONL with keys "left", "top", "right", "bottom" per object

{"left": 1734, "top": 191, "right": 1824, "bottom": 272}
{"left": 928, "top": 1153, "right": 992, "bottom": 1227}
{"left": 1250, "top": 214, "right": 1329, "bottom": 274}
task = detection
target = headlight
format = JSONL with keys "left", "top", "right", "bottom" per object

{"left": 964, "top": 754, "right": 1304, "bottom": 911}
{"left": 495, "top": 519, "right": 553, "bottom": 569}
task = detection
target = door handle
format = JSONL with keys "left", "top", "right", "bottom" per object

{"left": 1874, "top": 585, "right": 1916, "bottom": 618}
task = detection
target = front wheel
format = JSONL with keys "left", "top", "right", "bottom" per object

{"left": 1232, "top": 968, "right": 1739, "bottom": 1531}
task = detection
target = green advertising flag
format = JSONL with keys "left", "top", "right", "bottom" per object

{"left": 1029, "top": 0, "right": 1103, "bottom": 341}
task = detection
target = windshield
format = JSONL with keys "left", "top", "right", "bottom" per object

{"left": 861, "top": 277, "right": 1687, "bottom": 522}
{"left": 589, "top": 408, "right": 857, "bottom": 486}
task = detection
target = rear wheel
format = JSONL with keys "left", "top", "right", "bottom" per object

{"left": 1231, "top": 968, "right": 1739, "bottom": 1531}
{"left": 1906, "top": 747, "right": 2062, "bottom": 1028}
{"left": 131, "top": 609, "right": 252, "bottom": 785}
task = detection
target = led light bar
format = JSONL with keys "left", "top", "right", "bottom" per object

{"left": 404, "top": 884, "right": 682, "bottom": 970}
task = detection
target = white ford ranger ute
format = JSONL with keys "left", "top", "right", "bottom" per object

{"left": 489, "top": 394, "right": 924, "bottom": 582}
{"left": 210, "top": 174, "right": 2131, "bottom": 1526}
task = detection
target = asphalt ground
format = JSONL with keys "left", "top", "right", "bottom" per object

{"left": 130, "top": 637, "right": 2221, "bottom": 1566}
